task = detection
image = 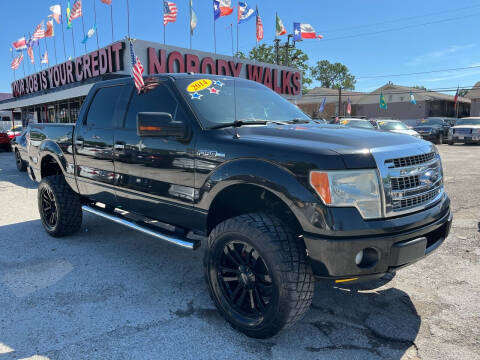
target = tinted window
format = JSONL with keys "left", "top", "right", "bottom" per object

{"left": 86, "top": 85, "right": 125, "bottom": 128}
{"left": 125, "top": 82, "right": 179, "bottom": 129}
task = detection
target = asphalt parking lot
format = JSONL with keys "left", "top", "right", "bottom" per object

{"left": 0, "top": 145, "right": 479, "bottom": 360}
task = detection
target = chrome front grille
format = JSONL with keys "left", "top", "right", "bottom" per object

{"left": 386, "top": 152, "right": 435, "bottom": 168}
{"left": 391, "top": 175, "right": 420, "bottom": 190}
{"left": 372, "top": 143, "right": 444, "bottom": 217}
{"left": 454, "top": 128, "right": 472, "bottom": 135}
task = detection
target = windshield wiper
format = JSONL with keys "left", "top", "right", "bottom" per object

{"left": 275, "top": 118, "right": 311, "bottom": 124}
{"left": 209, "top": 120, "right": 268, "bottom": 130}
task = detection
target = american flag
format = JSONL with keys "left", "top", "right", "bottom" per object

{"left": 255, "top": 6, "right": 263, "bottom": 42}
{"left": 164, "top": 1, "right": 178, "bottom": 25}
{"left": 11, "top": 53, "right": 23, "bottom": 70}
{"left": 69, "top": 0, "right": 82, "bottom": 23}
{"left": 32, "top": 22, "right": 46, "bottom": 40}
{"left": 27, "top": 46, "right": 34, "bottom": 64}
{"left": 129, "top": 41, "right": 145, "bottom": 93}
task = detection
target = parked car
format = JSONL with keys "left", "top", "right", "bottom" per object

{"left": 0, "top": 131, "right": 11, "bottom": 151}
{"left": 24, "top": 74, "right": 451, "bottom": 338}
{"left": 338, "top": 118, "right": 377, "bottom": 129}
{"left": 447, "top": 117, "right": 480, "bottom": 145}
{"left": 413, "top": 117, "right": 450, "bottom": 144}
{"left": 376, "top": 120, "right": 421, "bottom": 138}
{"left": 11, "top": 126, "right": 29, "bottom": 171}
{"left": 7, "top": 126, "right": 23, "bottom": 140}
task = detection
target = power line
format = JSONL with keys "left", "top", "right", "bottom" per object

{"left": 357, "top": 65, "right": 480, "bottom": 79}
{"left": 317, "top": 12, "right": 480, "bottom": 42}
{"left": 321, "top": 4, "right": 480, "bottom": 34}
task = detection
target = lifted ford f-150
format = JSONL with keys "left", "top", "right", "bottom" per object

{"left": 25, "top": 74, "right": 452, "bottom": 338}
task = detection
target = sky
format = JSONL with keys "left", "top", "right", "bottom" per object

{"left": 1, "top": 0, "right": 480, "bottom": 95}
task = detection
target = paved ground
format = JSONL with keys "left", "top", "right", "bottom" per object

{"left": 0, "top": 145, "right": 479, "bottom": 360}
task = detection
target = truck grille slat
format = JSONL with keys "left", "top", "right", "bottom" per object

{"left": 392, "top": 187, "right": 440, "bottom": 210}
{"left": 386, "top": 152, "right": 435, "bottom": 168}
{"left": 391, "top": 175, "right": 420, "bottom": 190}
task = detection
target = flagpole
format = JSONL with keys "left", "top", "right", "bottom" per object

{"left": 71, "top": 24, "right": 76, "bottom": 58}
{"left": 37, "top": 40, "right": 43, "bottom": 69}
{"left": 44, "top": 38, "right": 49, "bottom": 66}
{"left": 163, "top": 1, "right": 166, "bottom": 48}
{"left": 93, "top": 0, "right": 100, "bottom": 50}
{"left": 28, "top": 33, "right": 37, "bottom": 73}
{"left": 110, "top": 2, "right": 114, "bottom": 42}
{"left": 236, "top": 1, "right": 239, "bottom": 55}
{"left": 10, "top": 49, "right": 16, "bottom": 81}
{"left": 126, "top": 0, "right": 131, "bottom": 38}
{"left": 52, "top": 24, "right": 59, "bottom": 65}
{"left": 60, "top": 6, "right": 67, "bottom": 60}
{"left": 213, "top": 2, "right": 217, "bottom": 54}
{"left": 230, "top": 24, "right": 234, "bottom": 56}
{"left": 81, "top": 12, "right": 87, "bottom": 53}
{"left": 189, "top": 0, "right": 192, "bottom": 49}
{"left": 22, "top": 50, "right": 26, "bottom": 78}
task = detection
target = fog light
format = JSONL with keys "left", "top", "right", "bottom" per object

{"left": 355, "top": 250, "right": 364, "bottom": 265}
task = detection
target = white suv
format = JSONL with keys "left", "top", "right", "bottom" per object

{"left": 448, "top": 117, "right": 480, "bottom": 145}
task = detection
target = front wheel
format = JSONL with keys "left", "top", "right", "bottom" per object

{"left": 38, "top": 175, "right": 82, "bottom": 237}
{"left": 204, "top": 213, "right": 315, "bottom": 339}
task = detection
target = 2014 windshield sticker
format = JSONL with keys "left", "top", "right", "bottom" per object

{"left": 187, "top": 79, "right": 223, "bottom": 100}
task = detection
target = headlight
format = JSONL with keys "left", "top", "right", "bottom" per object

{"left": 310, "top": 170, "right": 382, "bottom": 219}
{"left": 474, "top": 128, "right": 480, "bottom": 134}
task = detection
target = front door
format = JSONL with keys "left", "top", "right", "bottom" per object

{"left": 74, "top": 84, "right": 127, "bottom": 206}
{"left": 113, "top": 81, "right": 196, "bottom": 227}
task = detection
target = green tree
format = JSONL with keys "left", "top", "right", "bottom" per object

{"left": 310, "top": 60, "right": 356, "bottom": 90}
{"left": 412, "top": 85, "right": 426, "bottom": 90}
{"left": 235, "top": 44, "right": 312, "bottom": 90}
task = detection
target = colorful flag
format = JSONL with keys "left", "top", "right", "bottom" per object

{"left": 410, "top": 92, "right": 416, "bottom": 104}
{"left": 346, "top": 97, "right": 352, "bottom": 115}
{"left": 100, "top": 0, "right": 112, "bottom": 4}
{"left": 214, "top": 0, "right": 233, "bottom": 20}
{"left": 69, "top": 0, "right": 82, "bottom": 23}
{"left": 319, "top": 96, "right": 326, "bottom": 113}
{"left": 129, "top": 40, "right": 144, "bottom": 93}
{"left": 238, "top": 1, "right": 254, "bottom": 24}
{"left": 11, "top": 53, "right": 24, "bottom": 70}
{"left": 379, "top": 93, "right": 387, "bottom": 110}
{"left": 275, "top": 14, "right": 286, "bottom": 36}
{"left": 32, "top": 21, "right": 46, "bottom": 41}
{"left": 27, "top": 46, "right": 34, "bottom": 64}
{"left": 190, "top": 0, "right": 197, "bottom": 34}
{"left": 81, "top": 24, "right": 96, "bottom": 43}
{"left": 49, "top": 4, "right": 62, "bottom": 24}
{"left": 164, "top": 1, "right": 178, "bottom": 25}
{"left": 293, "top": 23, "right": 323, "bottom": 41}
{"left": 454, "top": 87, "right": 459, "bottom": 108}
{"left": 41, "top": 51, "right": 49, "bottom": 64}
{"left": 255, "top": 6, "right": 263, "bottom": 42}
{"left": 45, "top": 20, "right": 55, "bottom": 37}
{"left": 12, "top": 37, "right": 27, "bottom": 51}
{"left": 66, "top": 1, "right": 72, "bottom": 28}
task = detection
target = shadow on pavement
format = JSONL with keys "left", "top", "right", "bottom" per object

{"left": 0, "top": 153, "right": 37, "bottom": 190}
{"left": 0, "top": 215, "right": 421, "bottom": 359}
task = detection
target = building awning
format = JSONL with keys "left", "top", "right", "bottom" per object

{"left": 0, "top": 83, "right": 94, "bottom": 111}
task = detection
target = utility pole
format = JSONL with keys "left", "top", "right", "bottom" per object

{"left": 274, "top": 39, "right": 280, "bottom": 65}
{"left": 338, "top": 88, "right": 342, "bottom": 118}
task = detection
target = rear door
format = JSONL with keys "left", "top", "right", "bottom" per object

{"left": 74, "top": 84, "right": 128, "bottom": 206}
{"left": 113, "top": 80, "right": 196, "bottom": 227}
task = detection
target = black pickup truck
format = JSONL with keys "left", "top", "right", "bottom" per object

{"left": 25, "top": 74, "right": 452, "bottom": 338}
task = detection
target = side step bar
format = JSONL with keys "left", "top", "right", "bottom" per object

{"left": 81, "top": 205, "right": 200, "bottom": 250}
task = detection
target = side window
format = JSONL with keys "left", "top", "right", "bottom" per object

{"left": 124, "top": 83, "right": 179, "bottom": 129}
{"left": 86, "top": 85, "right": 125, "bottom": 128}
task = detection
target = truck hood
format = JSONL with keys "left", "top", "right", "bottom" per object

{"left": 453, "top": 125, "right": 480, "bottom": 129}
{"left": 389, "top": 129, "right": 420, "bottom": 137}
{"left": 231, "top": 123, "right": 424, "bottom": 155}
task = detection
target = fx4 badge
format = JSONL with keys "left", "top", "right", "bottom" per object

{"left": 197, "top": 150, "right": 226, "bottom": 159}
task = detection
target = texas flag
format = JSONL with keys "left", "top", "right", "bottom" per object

{"left": 293, "top": 23, "right": 323, "bottom": 41}
{"left": 12, "top": 37, "right": 27, "bottom": 51}
{"left": 214, "top": 0, "right": 233, "bottom": 20}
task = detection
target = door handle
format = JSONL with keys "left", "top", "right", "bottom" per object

{"left": 76, "top": 137, "right": 84, "bottom": 147}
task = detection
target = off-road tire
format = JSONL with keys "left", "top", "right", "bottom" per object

{"left": 204, "top": 213, "right": 315, "bottom": 339}
{"left": 15, "top": 150, "right": 26, "bottom": 171}
{"left": 38, "top": 175, "right": 82, "bottom": 237}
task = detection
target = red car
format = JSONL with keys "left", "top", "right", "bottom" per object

{"left": 0, "top": 132, "right": 11, "bottom": 151}
{"left": 7, "top": 126, "right": 22, "bottom": 140}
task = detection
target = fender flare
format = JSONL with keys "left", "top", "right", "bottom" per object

{"left": 38, "top": 140, "right": 68, "bottom": 176}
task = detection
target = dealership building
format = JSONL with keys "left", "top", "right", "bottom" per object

{"left": 0, "top": 39, "right": 301, "bottom": 126}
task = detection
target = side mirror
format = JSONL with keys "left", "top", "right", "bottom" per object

{"left": 137, "top": 112, "right": 186, "bottom": 139}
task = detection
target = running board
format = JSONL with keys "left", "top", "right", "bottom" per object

{"left": 81, "top": 205, "right": 200, "bottom": 250}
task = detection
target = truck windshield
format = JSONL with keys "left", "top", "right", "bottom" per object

{"left": 456, "top": 118, "right": 480, "bottom": 126}
{"left": 175, "top": 77, "right": 309, "bottom": 129}
{"left": 377, "top": 121, "right": 408, "bottom": 130}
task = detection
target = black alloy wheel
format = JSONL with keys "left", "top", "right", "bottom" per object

{"left": 15, "top": 150, "right": 26, "bottom": 171}
{"left": 216, "top": 240, "right": 273, "bottom": 319}
{"left": 40, "top": 187, "right": 58, "bottom": 231}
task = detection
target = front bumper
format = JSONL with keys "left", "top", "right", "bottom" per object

{"left": 449, "top": 135, "right": 480, "bottom": 143}
{"left": 304, "top": 204, "right": 452, "bottom": 281}
{"left": 418, "top": 133, "right": 439, "bottom": 141}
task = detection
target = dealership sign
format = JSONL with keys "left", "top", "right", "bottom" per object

{"left": 11, "top": 39, "right": 302, "bottom": 98}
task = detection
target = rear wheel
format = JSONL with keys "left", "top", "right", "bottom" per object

{"left": 204, "top": 213, "right": 314, "bottom": 338}
{"left": 38, "top": 175, "right": 82, "bottom": 237}
{"left": 15, "top": 150, "right": 26, "bottom": 171}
